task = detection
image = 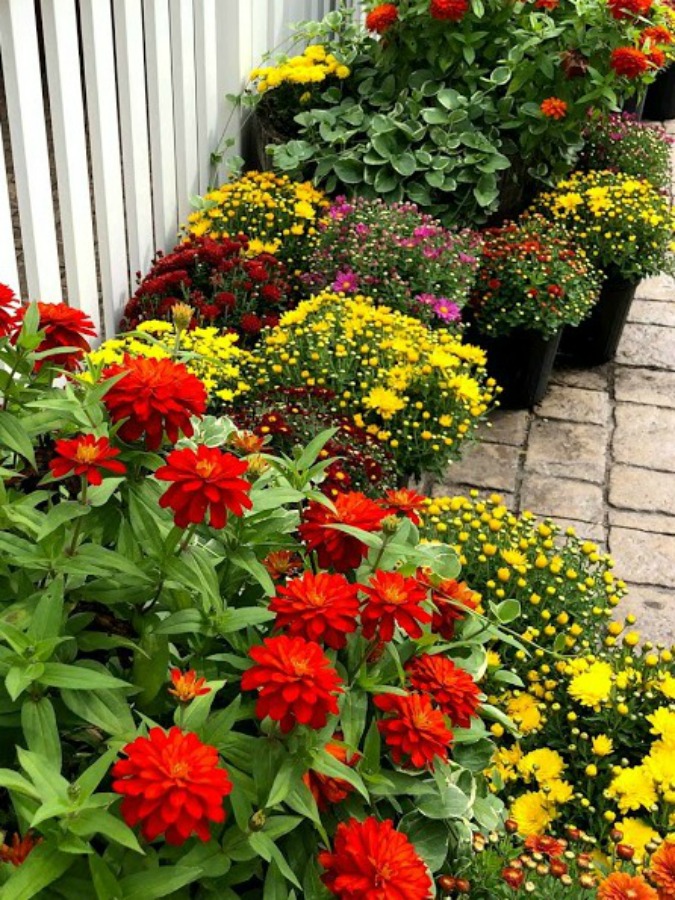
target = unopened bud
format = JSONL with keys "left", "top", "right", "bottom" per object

{"left": 172, "top": 302, "right": 194, "bottom": 333}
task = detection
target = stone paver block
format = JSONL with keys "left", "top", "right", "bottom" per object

{"left": 519, "top": 474, "right": 605, "bottom": 524}
{"left": 613, "top": 586, "right": 675, "bottom": 647}
{"left": 609, "top": 506, "right": 675, "bottom": 536}
{"left": 478, "top": 409, "right": 530, "bottom": 447}
{"left": 435, "top": 443, "right": 521, "bottom": 494}
{"left": 613, "top": 404, "right": 675, "bottom": 473}
{"left": 635, "top": 273, "right": 675, "bottom": 301}
{"left": 629, "top": 299, "right": 675, "bottom": 327}
{"left": 609, "top": 527, "right": 675, "bottom": 589}
{"left": 550, "top": 365, "right": 610, "bottom": 392}
{"left": 617, "top": 323, "right": 675, "bottom": 369}
{"left": 534, "top": 384, "right": 610, "bottom": 426}
{"left": 525, "top": 419, "right": 608, "bottom": 483}
{"left": 610, "top": 464, "right": 675, "bottom": 517}
{"left": 550, "top": 517, "right": 607, "bottom": 544}
{"left": 615, "top": 367, "right": 675, "bottom": 409}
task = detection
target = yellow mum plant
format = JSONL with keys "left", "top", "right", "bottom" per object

{"left": 250, "top": 45, "right": 350, "bottom": 94}
{"left": 241, "top": 291, "right": 497, "bottom": 477}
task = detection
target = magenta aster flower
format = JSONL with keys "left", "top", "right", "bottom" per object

{"left": 432, "top": 298, "right": 461, "bottom": 322}
{"left": 333, "top": 270, "right": 360, "bottom": 293}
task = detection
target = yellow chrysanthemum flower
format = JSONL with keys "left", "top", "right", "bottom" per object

{"left": 591, "top": 734, "right": 614, "bottom": 757}
{"left": 567, "top": 661, "right": 613, "bottom": 707}
{"left": 511, "top": 791, "right": 555, "bottom": 837}
{"left": 517, "top": 748, "right": 566, "bottom": 784}
{"left": 506, "top": 693, "right": 543, "bottom": 735}
{"left": 607, "top": 766, "right": 658, "bottom": 813}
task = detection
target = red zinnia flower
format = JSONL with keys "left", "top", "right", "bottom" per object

{"left": 405, "top": 653, "right": 481, "bottom": 728}
{"left": 641, "top": 25, "right": 674, "bottom": 46}
{"left": 49, "top": 433, "right": 126, "bottom": 486}
{"left": 608, "top": 0, "right": 652, "bottom": 18}
{"left": 168, "top": 669, "right": 211, "bottom": 702}
{"left": 374, "top": 692, "right": 453, "bottom": 769}
{"left": 319, "top": 816, "right": 432, "bottom": 899}
{"left": 155, "top": 445, "right": 252, "bottom": 529}
{"left": 430, "top": 0, "right": 468, "bottom": 21}
{"left": 270, "top": 571, "right": 360, "bottom": 650}
{"left": 610, "top": 47, "right": 650, "bottom": 78}
{"left": 365, "top": 2, "right": 399, "bottom": 33}
{"left": 360, "top": 570, "right": 431, "bottom": 642}
{"left": 303, "top": 739, "right": 359, "bottom": 811}
{"left": 540, "top": 97, "right": 568, "bottom": 119}
{"left": 382, "top": 488, "right": 426, "bottom": 525}
{"left": 524, "top": 834, "right": 567, "bottom": 858}
{"left": 0, "top": 832, "right": 42, "bottom": 867}
{"left": 0, "top": 284, "right": 18, "bottom": 337}
{"left": 647, "top": 47, "right": 666, "bottom": 67}
{"left": 597, "top": 872, "right": 658, "bottom": 900}
{"left": 14, "top": 302, "right": 96, "bottom": 372}
{"left": 534, "top": 0, "right": 559, "bottom": 8}
{"left": 102, "top": 356, "right": 207, "bottom": 450}
{"left": 299, "top": 491, "right": 387, "bottom": 573}
{"left": 241, "top": 635, "right": 343, "bottom": 733}
{"left": 429, "top": 578, "right": 481, "bottom": 640}
{"left": 111, "top": 726, "right": 232, "bottom": 845}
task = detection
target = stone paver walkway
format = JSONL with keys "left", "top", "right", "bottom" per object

{"left": 431, "top": 268, "right": 675, "bottom": 645}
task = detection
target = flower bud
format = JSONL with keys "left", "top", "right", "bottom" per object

{"left": 172, "top": 302, "right": 194, "bottom": 334}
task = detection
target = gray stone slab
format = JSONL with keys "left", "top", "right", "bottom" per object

{"left": 615, "top": 366, "right": 675, "bottom": 409}
{"left": 609, "top": 526, "right": 675, "bottom": 589}
{"left": 519, "top": 474, "right": 605, "bottom": 524}
{"left": 534, "top": 384, "right": 611, "bottom": 426}
{"left": 550, "top": 517, "right": 607, "bottom": 544}
{"left": 610, "top": 463, "right": 675, "bottom": 516}
{"left": 434, "top": 442, "right": 521, "bottom": 494}
{"left": 525, "top": 419, "right": 608, "bottom": 483}
{"left": 550, "top": 365, "right": 610, "bottom": 392}
{"left": 613, "top": 404, "right": 675, "bottom": 473}
{"left": 477, "top": 409, "right": 530, "bottom": 447}
{"left": 617, "top": 323, "right": 675, "bottom": 369}
{"left": 629, "top": 300, "right": 675, "bottom": 327}
{"left": 613, "top": 586, "right": 675, "bottom": 647}
{"left": 635, "top": 274, "right": 675, "bottom": 300}
{"left": 609, "top": 506, "right": 675, "bottom": 536}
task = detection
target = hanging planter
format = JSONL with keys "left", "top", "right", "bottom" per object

{"left": 560, "top": 274, "right": 638, "bottom": 366}
{"left": 644, "top": 65, "right": 675, "bottom": 122}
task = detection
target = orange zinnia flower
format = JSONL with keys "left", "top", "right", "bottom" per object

{"left": 597, "top": 872, "right": 658, "bottom": 900}
{"left": 611, "top": 47, "right": 650, "bottom": 78}
{"left": 540, "top": 97, "right": 568, "bottom": 119}
{"left": 650, "top": 838, "right": 675, "bottom": 897}
{"left": 0, "top": 832, "right": 42, "bottom": 866}
{"left": 428, "top": 577, "right": 481, "bottom": 640}
{"left": 168, "top": 668, "right": 211, "bottom": 702}
{"left": 375, "top": 691, "right": 453, "bottom": 769}
{"left": 112, "top": 727, "right": 232, "bottom": 845}
{"left": 319, "top": 817, "right": 432, "bottom": 899}
{"left": 524, "top": 834, "right": 567, "bottom": 858}
{"left": 49, "top": 434, "right": 126, "bottom": 486}
{"left": 303, "top": 738, "right": 360, "bottom": 810}
{"left": 262, "top": 550, "right": 302, "bottom": 581}
{"left": 299, "top": 491, "right": 386, "bottom": 573}
{"left": 381, "top": 487, "right": 427, "bottom": 525}
{"left": 608, "top": 0, "right": 653, "bottom": 19}
{"left": 360, "top": 569, "right": 432, "bottom": 642}
{"left": 365, "top": 2, "right": 399, "bottom": 33}
{"left": 406, "top": 653, "right": 481, "bottom": 728}
{"left": 14, "top": 301, "right": 96, "bottom": 371}
{"left": 270, "top": 570, "right": 361, "bottom": 649}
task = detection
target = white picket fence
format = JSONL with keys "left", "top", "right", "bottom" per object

{"left": 0, "top": 0, "right": 340, "bottom": 338}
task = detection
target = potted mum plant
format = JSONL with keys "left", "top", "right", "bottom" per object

{"left": 530, "top": 170, "right": 675, "bottom": 365}
{"left": 467, "top": 217, "right": 601, "bottom": 408}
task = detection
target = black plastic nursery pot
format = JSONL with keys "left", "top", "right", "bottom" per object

{"left": 644, "top": 64, "right": 675, "bottom": 123}
{"left": 470, "top": 326, "right": 562, "bottom": 410}
{"left": 559, "top": 275, "right": 639, "bottom": 366}
{"left": 622, "top": 92, "right": 647, "bottom": 120}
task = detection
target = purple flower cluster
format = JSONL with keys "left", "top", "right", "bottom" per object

{"left": 581, "top": 111, "right": 674, "bottom": 191}
{"left": 415, "top": 293, "right": 462, "bottom": 323}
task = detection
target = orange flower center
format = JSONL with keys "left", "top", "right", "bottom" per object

{"left": 170, "top": 760, "right": 190, "bottom": 779}
{"left": 381, "top": 585, "right": 407, "bottom": 605}
{"left": 195, "top": 459, "right": 216, "bottom": 478}
{"left": 292, "top": 657, "right": 313, "bottom": 676}
{"left": 75, "top": 444, "right": 99, "bottom": 463}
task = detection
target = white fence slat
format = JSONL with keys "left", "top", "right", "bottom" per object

{"left": 0, "top": 0, "right": 62, "bottom": 303}
{"left": 143, "top": 0, "right": 179, "bottom": 249}
{"left": 194, "top": 0, "right": 219, "bottom": 194}
{"left": 79, "top": 0, "right": 130, "bottom": 336}
{"left": 40, "top": 0, "right": 100, "bottom": 333}
{"left": 169, "top": 0, "right": 199, "bottom": 224}
{"left": 249, "top": 0, "right": 269, "bottom": 72}
{"left": 113, "top": 0, "right": 154, "bottom": 283}
{"left": 0, "top": 122, "right": 20, "bottom": 296}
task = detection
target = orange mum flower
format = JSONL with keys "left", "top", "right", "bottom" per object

{"left": 112, "top": 726, "right": 232, "bottom": 845}
{"left": 429, "top": 577, "right": 481, "bottom": 640}
{"left": 540, "top": 97, "right": 568, "bottom": 119}
{"left": 319, "top": 816, "right": 433, "bottom": 899}
{"left": 430, "top": 0, "right": 469, "bottom": 20}
{"left": 155, "top": 444, "right": 252, "bottom": 529}
{"left": 365, "top": 2, "right": 399, "bottom": 32}
{"left": 649, "top": 838, "right": 675, "bottom": 896}
{"left": 15, "top": 301, "right": 96, "bottom": 372}
{"left": 0, "top": 832, "right": 42, "bottom": 867}
{"left": 303, "top": 738, "right": 360, "bottom": 811}
{"left": 524, "top": 834, "right": 567, "bottom": 858}
{"left": 270, "top": 570, "right": 361, "bottom": 650}
{"left": 229, "top": 430, "right": 266, "bottom": 454}
{"left": 102, "top": 356, "right": 207, "bottom": 450}
{"left": 299, "top": 491, "right": 386, "bottom": 573}
{"left": 641, "top": 25, "right": 674, "bottom": 46}
{"left": 608, "top": 0, "right": 653, "bottom": 18}
{"left": 0, "top": 284, "right": 18, "bottom": 337}
{"left": 262, "top": 550, "right": 302, "bottom": 581}
{"left": 168, "top": 669, "right": 211, "bottom": 702}
{"left": 375, "top": 691, "right": 453, "bottom": 769}
{"left": 611, "top": 47, "right": 650, "bottom": 78}
{"left": 381, "top": 487, "right": 427, "bottom": 525}
{"left": 406, "top": 653, "right": 481, "bottom": 728}
{"left": 49, "top": 434, "right": 126, "bottom": 486}
{"left": 241, "top": 635, "right": 343, "bottom": 733}
{"left": 597, "top": 872, "right": 658, "bottom": 900}
{"left": 360, "top": 570, "right": 431, "bottom": 642}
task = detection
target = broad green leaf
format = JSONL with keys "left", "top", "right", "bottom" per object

{"left": 68, "top": 808, "right": 143, "bottom": 853}
{"left": 6, "top": 663, "right": 44, "bottom": 702}
{"left": 399, "top": 813, "right": 449, "bottom": 872}
{"left": 180, "top": 679, "right": 225, "bottom": 731}
{"left": 266, "top": 757, "right": 307, "bottom": 809}
{"left": 491, "top": 599, "right": 521, "bottom": 625}
{"left": 0, "top": 842, "right": 73, "bottom": 900}
{"left": 89, "top": 854, "right": 123, "bottom": 900}
{"left": 0, "top": 410, "right": 37, "bottom": 468}
{"left": 132, "top": 631, "right": 169, "bottom": 707}
{"left": 17, "top": 747, "right": 69, "bottom": 801}
{"left": 154, "top": 609, "right": 205, "bottom": 635}
{"left": 119, "top": 866, "right": 202, "bottom": 900}
{"left": 417, "top": 783, "right": 469, "bottom": 819}
{"left": 35, "top": 502, "right": 90, "bottom": 542}
{"left": 216, "top": 607, "right": 275, "bottom": 634}
{"left": 312, "top": 748, "right": 368, "bottom": 800}
{"left": 38, "top": 662, "right": 130, "bottom": 691}
{"left": 27, "top": 577, "right": 64, "bottom": 641}
{"left": 0, "top": 768, "right": 40, "bottom": 799}
{"left": 61, "top": 685, "right": 135, "bottom": 735}
{"left": 21, "top": 697, "right": 62, "bottom": 769}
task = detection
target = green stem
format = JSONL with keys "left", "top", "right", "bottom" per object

{"left": 67, "top": 478, "right": 89, "bottom": 555}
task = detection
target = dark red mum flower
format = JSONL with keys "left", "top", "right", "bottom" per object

{"left": 610, "top": 47, "right": 650, "bottom": 77}
{"left": 155, "top": 445, "right": 252, "bottom": 529}
{"left": 365, "top": 2, "right": 399, "bottom": 32}
{"left": 360, "top": 570, "right": 431, "bottom": 642}
{"left": 168, "top": 669, "right": 211, "bottom": 702}
{"left": 375, "top": 692, "right": 453, "bottom": 769}
{"left": 111, "top": 726, "right": 232, "bottom": 845}
{"left": 102, "top": 356, "right": 207, "bottom": 450}
{"left": 270, "top": 570, "right": 361, "bottom": 650}
{"left": 382, "top": 488, "right": 426, "bottom": 525}
{"left": 299, "top": 492, "right": 386, "bottom": 573}
{"left": 430, "top": 0, "right": 468, "bottom": 20}
{"left": 0, "top": 284, "right": 18, "bottom": 337}
{"left": 406, "top": 654, "right": 481, "bottom": 728}
{"left": 303, "top": 739, "right": 360, "bottom": 811}
{"left": 0, "top": 832, "right": 42, "bottom": 867}
{"left": 319, "top": 816, "right": 433, "bottom": 899}
{"left": 14, "top": 302, "right": 96, "bottom": 371}
{"left": 49, "top": 433, "right": 126, "bottom": 486}
{"left": 608, "top": 0, "right": 652, "bottom": 18}
{"left": 241, "top": 635, "right": 343, "bottom": 733}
